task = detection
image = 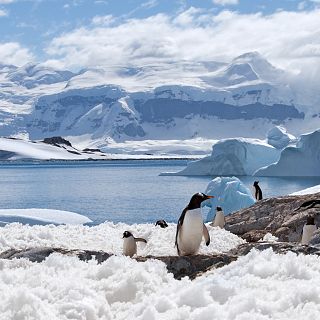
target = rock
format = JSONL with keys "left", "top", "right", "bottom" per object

{"left": 225, "top": 193, "right": 320, "bottom": 242}
{"left": 43, "top": 136, "right": 73, "bottom": 147}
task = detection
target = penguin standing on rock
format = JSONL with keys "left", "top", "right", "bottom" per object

{"left": 122, "top": 231, "right": 147, "bottom": 257}
{"left": 175, "top": 193, "right": 214, "bottom": 256}
{"left": 301, "top": 216, "right": 317, "bottom": 245}
{"left": 211, "top": 206, "right": 225, "bottom": 228}
{"left": 253, "top": 181, "right": 263, "bottom": 200}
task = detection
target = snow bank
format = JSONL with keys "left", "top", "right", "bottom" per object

{"left": 290, "top": 185, "right": 320, "bottom": 196}
{"left": 0, "top": 222, "right": 244, "bottom": 255}
{"left": 256, "top": 129, "right": 320, "bottom": 176}
{"left": 204, "top": 177, "right": 255, "bottom": 221}
{"left": 169, "top": 138, "right": 280, "bottom": 176}
{"left": 267, "top": 125, "right": 296, "bottom": 149}
{"left": 1, "top": 249, "right": 320, "bottom": 319}
{"left": 0, "top": 209, "right": 92, "bottom": 225}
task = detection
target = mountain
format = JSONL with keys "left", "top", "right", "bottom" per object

{"left": 0, "top": 52, "right": 319, "bottom": 149}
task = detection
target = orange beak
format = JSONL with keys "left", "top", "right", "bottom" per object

{"left": 206, "top": 195, "right": 214, "bottom": 199}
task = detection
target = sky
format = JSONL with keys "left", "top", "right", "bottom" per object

{"left": 0, "top": 0, "right": 319, "bottom": 72}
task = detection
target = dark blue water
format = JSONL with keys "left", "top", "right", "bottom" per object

{"left": 0, "top": 160, "right": 319, "bottom": 225}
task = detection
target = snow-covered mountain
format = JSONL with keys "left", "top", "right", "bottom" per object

{"left": 0, "top": 52, "right": 319, "bottom": 149}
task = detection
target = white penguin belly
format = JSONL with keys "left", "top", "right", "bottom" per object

{"left": 123, "top": 237, "right": 137, "bottom": 257}
{"left": 178, "top": 208, "right": 203, "bottom": 255}
{"left": 213, "top": 212, "right": 225, "bottom": 228}
{"left": 301, "top": 225, "right": 317, "bottom": 245}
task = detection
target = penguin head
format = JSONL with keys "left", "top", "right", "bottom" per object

{"left": 122, "top": 231, "right": 133, "bottom": 238}
{"left": 155, "top": 220, "right": 168, "bottom": 228}
{"left": 216, "top": 206, "right": 222, "bottom": 211}
{"left": 188, "top": 192, "right": 214, "bottom": 209}
{"left": 253, "top": 181, "right": 259, "bottom": 186}
{"left": 306, "top": 216, "right": 315, "bottom": 225}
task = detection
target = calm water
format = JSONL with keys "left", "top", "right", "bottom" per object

{"left": 0, "top": 160, "right": 319, "bottom": 225}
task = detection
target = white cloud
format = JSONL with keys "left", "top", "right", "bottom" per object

{"left": 212, "top": 0, "right": 239, "bottom": 5}
{"left": 0, "top": 9, "right": 8, "bottom": 16}
{"left": 91, "top": 14, "right": 115, "bottom": 26}
{"left": 0, "top": 0, "right": 14, "bottom": 3}
{"left": 0, "top": 42, "right": 34, "bottom": 66}
{"left": 44, "top": 8, "right": 320, "bottom": 74}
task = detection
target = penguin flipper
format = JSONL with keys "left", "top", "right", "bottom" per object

{"left": 203, "top": 224, "right": 210, "bottom": 246}
{"left": 175, "top": 208, "right": 187, "bottom": 253}
{"left": 134, "top": 237, "right": 147, "bottom": 243}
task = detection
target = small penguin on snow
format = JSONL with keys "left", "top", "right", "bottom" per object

{"left": 155, "top": 220, "right": 168, "bottom": 228}
{"left": 122, "top": 231, "right": 147, "bottom": 257}
{"left": 253, "top": 181, "right": 263, "bottom": 200}
{"left": 301, "top": 216, "right": 317, "bottom": 245}
{"left": 211, "top": 206, "right": 225, "bottom": 228}
{"left": 175, "top": 192, "right": 214, "bottom": 256}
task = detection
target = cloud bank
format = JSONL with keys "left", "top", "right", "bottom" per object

{"left": 0, "top": 42, "right": 34, "bottom": 66}
{"left": 42, "top": 7, "right": 320, "bottom": 74}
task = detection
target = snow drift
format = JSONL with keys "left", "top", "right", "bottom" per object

{"left": 256, "top": 129, "right": 320, "bottom": 176}
{"left": 204, "top": 177, "right": 256, "bottom": 222}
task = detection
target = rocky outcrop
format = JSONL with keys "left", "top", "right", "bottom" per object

{"left": 1, "top": 241, "right": 320, "bottom": 280}
{"left": 43, "top": 136, "right": 73, "bottom": 147}
{"left": 225, "top": 193, "right": 320, "bottom": 242}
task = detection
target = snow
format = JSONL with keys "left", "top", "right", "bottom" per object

{"left": 256, "top": 129, "right": 320, "bottom": 176}
{"left": 0, "top": 209, "right": 92, "bottom": 225}
{"left": 167, "top": 138, "right": 280, "bottom": 176}
{"left": 290, "top": 185, "right": 320, "bottom": 196}
{"left": 267, "top": 126, "right": 296, "bottom": 149}
{"left": 0, "top": 222, "right": 244, "bottom": 255}
{"left": 204, "top": 177, "right": 256, "bottom": 221}
{"left": 0, "top": 247, "right": 320, "bottom": 319}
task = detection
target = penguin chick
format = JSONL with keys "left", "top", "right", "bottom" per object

{"left": 211, "top": 206, "right": 225, "bottom": 228}
{"left": 122, "top": 231, "right": 147, "bottom": 257}
{"left": 155, "top": 220, "right": 168, "bottom": 228}
{"left": 253, "top": 181, "right": 263, "bottom": 200}
{"left": 301, "top": 216, "right": 317, "bottom": 245}
{"left": 175, "top": 193, "right": 214, "bottom": 256}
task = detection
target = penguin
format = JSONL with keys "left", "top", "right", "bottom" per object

{"left": 253, "top": 181, "right": 263, "bottom": 200}
{"left": 211, "top": 206, "right": 225, "bottom": 228}
{"left": 155, "top": 220, "right": 168, "bottom": 228}
{"left": 301, "top": 216, "right": 317, "bottom": 245}
{"left": 175, "top": 193, "right": 214, "bottom": 256}
{"left": 122, "top": 231, "right": 147, "bottom": 257}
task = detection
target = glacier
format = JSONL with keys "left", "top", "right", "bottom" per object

{"left": 1, "top": 52, "right": 318, "bottom": 149}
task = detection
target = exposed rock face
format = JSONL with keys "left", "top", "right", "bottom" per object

{"left": 43, "top": 136, "right": 73, "bottom": 147}
{"left": 1, "top": 242, "right": 320, "bottom": 280}
{"left": 225, "top": 193, "right": 320, "bottom": 242}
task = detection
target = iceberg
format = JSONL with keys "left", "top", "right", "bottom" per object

{"left": 267, "top": 126, "right": 296, "bottom": 149}
{"left": 256, "top": 129, "right": 320, "bottom": 176}
{"left": 204, "top": 176, "right": 256, "bottom": 222}
{"left": 169, "top": 138, "right": 280, "bottom": 176}
{"left": 290, "top": 185, "right": 320, "bottom": 196}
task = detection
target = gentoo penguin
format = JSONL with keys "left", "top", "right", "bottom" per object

{"left": 122, "top": 231, "right": 147, "bottom": 257}
{"left": 211, "top": 206, "right": 225, "bottom": 228}
{"left": 175, "top": 193, "right": 214, "bottom": 256}
{"left": 301, "top": 216, "right": 317, "bottom": 245}
{"left": 155, "top": 220, "right": 168, "bottom": 228}
{"left": 253, "top": 181, "right": 263, "bottom": 200}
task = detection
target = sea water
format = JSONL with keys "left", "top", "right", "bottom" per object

{"left": 0, "top": 160, "right": 319, "bottom": 225}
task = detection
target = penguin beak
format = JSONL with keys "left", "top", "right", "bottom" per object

{"left": 206, "top": 195, "right": 214, "bottom": 199}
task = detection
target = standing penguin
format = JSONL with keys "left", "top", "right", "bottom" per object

{"left": 301, "top": 216, "right": 317, "bottom": 245}
{"left": 122, "top": 231, "right": 147, "bottom": 257}
{"left": 211, "top": 206, "right": 225, "bottom": 228}
{"left": 175, "top": 193, "right": 214, "bottom": 256}
{"left": 253, "top": 181, "right": 263, "bottom": 200}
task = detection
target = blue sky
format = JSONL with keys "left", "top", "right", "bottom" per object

{"left": 0, "top": 0, "right": 319, "bottom": 70}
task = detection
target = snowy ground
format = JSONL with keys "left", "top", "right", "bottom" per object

{"left": 1, "top": 247, "right": 320, "bottom": 319}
